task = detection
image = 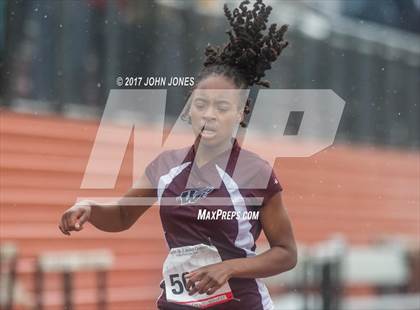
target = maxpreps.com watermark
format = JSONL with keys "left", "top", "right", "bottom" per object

{"left": 197, "top": 209, "right": 260, "bottom": 221}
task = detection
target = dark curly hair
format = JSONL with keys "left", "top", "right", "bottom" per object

{"left": 182, "top": 0, "right": 289, "bottom": 127}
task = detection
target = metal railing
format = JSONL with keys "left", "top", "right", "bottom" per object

{"left": 1, "top": 0, "right": 419, "bottom": 148}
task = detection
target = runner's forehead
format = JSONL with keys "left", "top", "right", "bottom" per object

{"left": 192, "top": 89, "right": 245, "bottom": 101}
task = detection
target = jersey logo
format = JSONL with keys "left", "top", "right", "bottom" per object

{"left": 177, "top": 187, "right": 214, "bottom": 206}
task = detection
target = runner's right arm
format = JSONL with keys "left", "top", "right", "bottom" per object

{"left": 58, "top": 173, "right": 157, "bottom": 235}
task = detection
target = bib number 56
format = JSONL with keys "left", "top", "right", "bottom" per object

{"left": 169, "top": 272, "right": 189, "bottom": 295}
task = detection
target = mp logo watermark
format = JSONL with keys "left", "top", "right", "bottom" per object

{"left": 77, "top": 89, "right": 345, "bottom": 207}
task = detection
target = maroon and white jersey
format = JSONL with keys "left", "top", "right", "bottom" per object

{"left": 145, "top": 139, "right": 282, "bottom": 310}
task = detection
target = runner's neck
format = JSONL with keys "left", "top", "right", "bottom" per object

{"left": 194, "top": 138, "right": 235, "bottom": 169}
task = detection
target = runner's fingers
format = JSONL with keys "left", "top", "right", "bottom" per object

{"left": 75, "top": 210, "right": 89, "bottom": 231}
{"left": 187, "top": 273, "right": 208, "bottom": 295}
{"left": 196, "top": 277, "right": 213, "bottom": 295}
{"left": 206, "top": 285, "right": 218, "bottom": 295}
{"left": 65, "top": 213, "right": 75, "bottom": 231}
{"left": 68, "top": 211, "right": 81, "bottom": 230}
{"left": 187, "top": 281, "right": 197, "bottom": 295}
{"left": 186, "top": 271, "right": 204, "bottom": 285}
{"left": 187, "top": 278, "right": 201, "bottom": 295}
{"left": 198, "top": 279, "right": 216, "bottom": 294}
{"left": 62, "top": 213, "right": 70, "bottom": 231}
{"left": 79, "top": 210, "right": 89, "bottom": 225}
{"left": 186, "top": 278, "right": 194, "bottom": 291}
{"left": 58, "top": 224, "right": 70, "bottom": 236}
{"left": 185, "top": 270, "right": 198, "bottom": 279}
{"left": 58, "top": 216, "right": 65, "bottom": 232}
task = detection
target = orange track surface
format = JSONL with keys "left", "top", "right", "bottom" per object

{"left": 1, "top": 111, "right": 419, "bottom": 309}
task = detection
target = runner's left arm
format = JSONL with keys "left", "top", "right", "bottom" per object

{"left": 225, "top": 191, "right": 297, "bottom": 277}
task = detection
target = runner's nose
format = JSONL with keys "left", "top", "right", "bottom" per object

{"left": 202, "top": 105, "right": 217, "bottom": 121}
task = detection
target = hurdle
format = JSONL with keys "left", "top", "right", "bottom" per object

{"left": 0, "top": 243, "right": 18, "bottom": 310}
{"left": 34, "top": 249, "right": 113, "bottom": 310}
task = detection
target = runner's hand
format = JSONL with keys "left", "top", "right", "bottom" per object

{"left": 185, "top": 262, "right": 232, "bottom": 295}
{"left": 58, "top": 200, "right": 93, "bottom": 235}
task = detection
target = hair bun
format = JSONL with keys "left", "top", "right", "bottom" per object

{"left": 204, "top": 0, "right": 289, "bottom": 88}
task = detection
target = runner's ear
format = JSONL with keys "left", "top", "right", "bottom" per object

{"left": 237, "top": 110, "right": 244, "bottom": 124}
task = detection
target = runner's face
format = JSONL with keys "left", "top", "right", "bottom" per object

{"left": 189, "top": 75, "right": 243, "bottom": 147}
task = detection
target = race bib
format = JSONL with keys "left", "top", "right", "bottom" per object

{"left": 163, "top": 243, "right": 233, "bottom": 308}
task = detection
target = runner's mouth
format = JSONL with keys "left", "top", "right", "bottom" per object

{"left": 200, "top": 125, "right": 217, "bottom": 138}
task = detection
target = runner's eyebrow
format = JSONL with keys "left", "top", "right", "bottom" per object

{"left": 215, "top": 100, "right": 231, "bottom": 105}
{"left": 193, "top": 97, "right": 207, "bottom": 102}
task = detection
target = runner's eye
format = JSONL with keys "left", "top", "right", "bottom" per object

{"left": 216, "top": 103, "right": 230, "bottom": 112}
{"left": 193, "top": 100, "right": 206, "bottom": 110}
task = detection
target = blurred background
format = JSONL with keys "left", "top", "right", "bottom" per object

{"left": 0, "top": 0, "right": 419, "bottom": 309}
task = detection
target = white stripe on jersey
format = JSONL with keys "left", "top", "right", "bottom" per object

{"left": 216, "top": 165, "right": 274, "bottom": 310}
{"left": 256, "top": 279, "right": 274, "bottom": 310}
{"left": 157, "top": 162, "right": 191, "bottom": 204}
{"left": 215, "top": 165, "right": 255, "bottom": 256}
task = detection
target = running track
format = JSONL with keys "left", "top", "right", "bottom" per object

{"left": 1, "top": 111, "right": 418, "bottom": 309}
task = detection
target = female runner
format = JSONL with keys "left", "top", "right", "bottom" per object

{"left": 59, "top": 1, "right": 296, "bottom": 309}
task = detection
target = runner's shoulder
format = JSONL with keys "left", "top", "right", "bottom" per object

{"left": 236, "top": 148, "right": 274, "bottom": 174}
{"left": 151, "top": 146, "right": 192, "bottom": 167}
